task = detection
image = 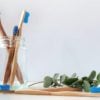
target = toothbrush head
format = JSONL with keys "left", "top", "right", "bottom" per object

{"left": 0, "top": 84, "right": 10, "bottom": 91}
{"left": 23, "top": 11, "right": 30, "bottom": 23}
{"left": 13, "top": 26, "right": 18, "bottom": 36}
{"left": 90, "top": 86, "right": 100, "bottom": 93}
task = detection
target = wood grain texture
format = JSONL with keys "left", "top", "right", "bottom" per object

{"left": 15, "top": 89, "right": 51, "bottom": 95}
{"left": 51, "top": 91, "right": 100, "bottom": 97}
{"left": 0, "top": 20, "right": 24, "bottom": 84}
{"left": 15, "top": 89, "right": 100, "bottom": 97}
{"left": 41, "top": 87, "right": 82, "bottom": 92}
{"left": 3, "top": 47, "right": 15, "bottom": 84}
{"left": 9, "top": 39, "right": 21, "bottom": 85}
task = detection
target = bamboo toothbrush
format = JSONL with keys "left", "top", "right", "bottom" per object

{"left": 0, "top": 20, "right": 7, "bottom": 37}
{"left": 12, "top": 26, "right": 24, "bottom": 83}
{"left": 15, "top": 89, "right": 100, "bottom": 97}
{"left": 9, "top": 10, "right": 30, "bottom": 85}
{"left": 3, "top": 26, "right": 24, "bottom": 84}
{"left": 0, "top": 16, "right": 24, "bottom": 84}
{"left": 11, "top": 26, "right": 24, "bottom": 83}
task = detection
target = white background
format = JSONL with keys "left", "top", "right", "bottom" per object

{"left": 0, "top": 0, "right": 100, "bottom": 82}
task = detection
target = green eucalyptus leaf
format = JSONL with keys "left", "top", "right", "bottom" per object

{"left": 97, "top": 73, "right": 100, "bottom": 81}
{"left": 60, "top": 74, "right": 68, "bottom": 83}
{"left": 53, "top": 73, "right": 59, "bottom": 80}
{"left": 82, "top": 76, "right": 93, "bottom": 85}
{"left": 98, "top": 80, "right": 100, "bottom": 85}
{"left": 88, "top": 70, "right": 96, "bottom": 81}
{"left": 71, "top": 80, "right": 83, "bottom": 88}
{"left": 53, "top": 73, "right": 59, "bottom": 83}
{"left": 43, "top": 76, "right": 53, "bottom": 88}
{"left": 52, "top": 82, "right": 62, "bottom": 87}
{"left": 71, "top": 73, "right": 77, "bottom": 78}
{"left": 63, "top": 78, "right": 78, "bottom": 85}
{"left": 83, "top": 80, "right": 90, "bottom": 92}
{"left": 82, "top": 76, "right": 88, "bottom": 81}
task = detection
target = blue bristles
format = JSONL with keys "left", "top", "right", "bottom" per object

{"left": 0, "top": 85, "right": 10, "bottom": 91}
{"left": 90, "top": 87, "right": 100, "bottom": 93}
{"left": 23, "top": 11, "right": 30, "bottom": 23}
{"left": 13, "top": 26, "right": 18, "bottom": 36}
{"left": 13, "top": 11, "right": 30, "bottom": 36}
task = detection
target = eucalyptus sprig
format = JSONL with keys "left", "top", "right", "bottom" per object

{"left": 43, "top": 70, "right": 100, "bottom": 92}
{"left": 28, "top": 70, "right": 100, "bottom": 92}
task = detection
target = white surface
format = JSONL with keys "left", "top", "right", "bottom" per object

{"left": 0, "top": 94, "right": 100, "bottom": 100}
{"left": 0, "top": 0, "right": 100, "bottom": 81}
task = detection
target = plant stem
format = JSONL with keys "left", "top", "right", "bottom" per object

{"left": 28, "top": 79, "right": 61, "bottom": 87}
{"left": 28, "top": 81, "right": 44, "bottom": 87}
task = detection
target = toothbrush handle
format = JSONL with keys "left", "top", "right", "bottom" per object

{"left": 9, "top": 38, "right": 21, "bottom": 85}
{"left": 0, "top": 21, "right": 24, "bottom": 84}
{"left": 3, "top": 47, "right": 14, "bottom": 84}
{"left": 16, "top": 63, "right": 24, "bottom": 84}
{"left": 0, "top": 20, "right": 7, "bottom": 37}
{"left": 3, "top": 44, "right": 24, "bottom": 84}
{"left": 41, "top": 87, "right": 82, "bottom": 92}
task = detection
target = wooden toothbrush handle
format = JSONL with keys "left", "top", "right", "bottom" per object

{"left": 9, "top": 39, "right": 21, "bottom": 85}
{"left": 8, "top": 46, "right": 24, "bottom": 84}
{"left": 16, "top": 63, "right": 24, "bottom": 84}
{"left": 3, "top": 47, "right": 14, "bottom": 84}
{"left": 15, "top": 89, "right": 51, "bottom": 95}
{"left": 3, "top": 46, "right": 24, "bottom": 84}
{"left": 41, "top": 87, "right": 82, "bottom": 92}
{"left": 3, "top": 47, "right": 24, "bottom": 84}
{"left": 15, "top": 89, "right": 100, "bottom": 97}
{"left": 51, "top": 91, "right": 100, "bottom": 97}
{"left": 0, "top": 21, "right": 24, "bottom": 84}
{"left": 0, "top": 20, "right": 7, "bottom": 37}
